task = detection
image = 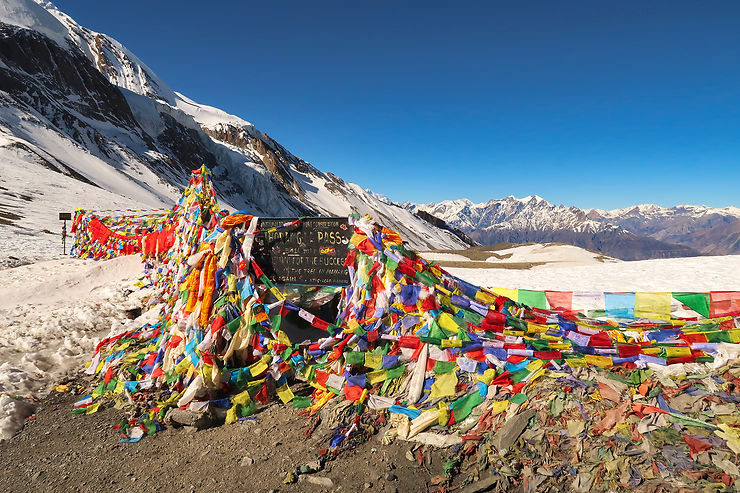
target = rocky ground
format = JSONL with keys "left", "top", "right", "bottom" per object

{"left": 0, "top": 387, "right": 450, "bottom": 493}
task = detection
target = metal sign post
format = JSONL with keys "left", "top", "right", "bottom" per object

{"left": 59, "top": 212, "right": 71, "bottom": 255}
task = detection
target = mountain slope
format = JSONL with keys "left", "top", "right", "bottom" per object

{"left": 588, "top": 204, "right": 740, "bottom": 255}
{"left": 407, "top": 196, "right": 701, "bottom": 261}
{"left": 0, "top": 0, "right": 467, "bottom": 259}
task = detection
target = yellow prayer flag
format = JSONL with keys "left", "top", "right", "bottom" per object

{"left": 438, "top": 402, "right": 450, "bottom": 426}
{"left": 366, "top": 369, "right": 387, "bottom": 385}
{"left": 478, "top": 368, "right": 497, "bottom": 385}
{"left": 540, "top": 334, "right": 563, "bottom": 342}
{"left": 526, "top": 322, "right": 548, "bottom": 333}
{"left": 607, "top": 330, "right": 626, "bottom": 343}
{"left": 225, "top": 407, "right": 238, "bottom": 424}
{"left": 232, "top": 390, "right": 251, "bottom": 406}
{"left": 475, "top": 290, "right": 496, "bottom": 304}
{"left": 585, "top": 354, "right": 613, "bottom": 368}
{"left": 488, "top": 287, "right": 518, "bottom": 302}
{"left": 663, "top": 346, "right": 692, "bottom": 358}
{"left": 430, "top": 371, "right": 457, "bottom": 398}
{"left": 490, "top": 400, "right": 509, "bottom": 414}
{"left": 529, "top": 367, "right": 547, "bottom": 385}
{"left": 438, "top": 312, "right": 461, "bottom": 333}
{"left": 441, "top": 338, "right": 462, "bottom": 348}
{"left": 435, "top": 284, "right": 452, "bottom": 296}
{"left": 364, "top": 353, "right": 383, "bottom": 369}
{"left": 347, "top": 318, "right": 360, "bottom": 332}
{"left": 566, "top": 358, "right": 588, "bottom": 368}
{"left": 276, "top": 384, "right": 294, "bottom": 404}
{"left": 249, "top": 358, "right": 268, "bottom": 377}
{"left": 175, "top": 358, "right": 191, "bottom": 374}
{"left": 526, "top": 359, "right": 544, "bottom": 372}
{"left": 503, "top": 330, "right": 525, "bottom": 337}
{"left": 635, "top": 292, "right": 671, "bottom": 321}
{"left": 85, "top": 403, "right": 101, "bottom": 414}
{"left": 716, "top": 424, "right": 740, "bottom": 455}
{"left": 276, "top": 330, "right": 292, "bottom": 346}
{"left": 202, "top": 364, "right": 213, "bottom": 383}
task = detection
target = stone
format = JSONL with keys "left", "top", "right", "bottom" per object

{"left": 298, "top": 475, "right": 334, "bottom": 489}
{"left": 490, "top": 409, "right": 537, "bottom": 452}
{"left": 164, "top": 408, "right": 214, "bottom": 430}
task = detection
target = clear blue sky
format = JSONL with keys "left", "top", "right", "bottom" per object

{"left": 55, "top": 0, "right": 740, "bottom": 209}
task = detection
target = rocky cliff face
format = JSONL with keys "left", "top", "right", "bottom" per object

{"left": 0, "top": 0, "right": 468, "bottom": 250}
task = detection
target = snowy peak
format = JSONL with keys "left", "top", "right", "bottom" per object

{"left": 174, "top": 92, "right": 254, "bottom": 130}
{"left": 37, "top": 0, "right": 176, "bottom": 104}
{"left": 0, "top": 0, "right": 68, "bottom": 48}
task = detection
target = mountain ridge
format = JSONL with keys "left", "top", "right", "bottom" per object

{"left": 404, "top": 196, "right": 731, "bottom": 260}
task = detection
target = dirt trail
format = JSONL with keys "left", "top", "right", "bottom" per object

{"left": 0, "top": 389, "right": 448, "bottom": 493}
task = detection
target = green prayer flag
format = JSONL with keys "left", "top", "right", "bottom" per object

{"left": 673, "top": 292, "right": 710, "bottom": 318}
{"left": 281, "top": 347, "right": 293, "bottom": 361}
{"left": 419, "top": 336, "right": 442, "bottom": 346}
{"left": 450, "top": 391, "right": 484, "bottom": 422}
{"left": 226, "top": 316, "right": 241, "bottom": 335}
{"left": 386, "top": 364, "right": 405, "bottom": 380}
{"left": 459, "top": 308, "right": 483, "bottom": 326}
{"left": 434, "top": 360, "right": 456, "bottom": 374}
{"left": 236, "top": 368, "right": 249, "bottom": 388}
{"left": 510, "top": 393, "right": 529, "bottom": 405}
{"left": 510, "top": 369, "right": 531, "bottom": 384}
{"left": 429, "top": 320, "right": 450, "bottom": 339}
{"left": 292, "top": 396, "right": 312, "bottom": 408}
{"left": 345, "top": 351, "right": 365, "bottom": 366}
{"left": 518, "top": 289, "right": 548, "bottom": 310}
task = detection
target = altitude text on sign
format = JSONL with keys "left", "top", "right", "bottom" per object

{"left": 253, "top": 217, "right": 352, "bottom": 286}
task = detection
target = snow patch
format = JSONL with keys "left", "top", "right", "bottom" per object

{"left": 0, "top": 255, "right": 154, "bottom": 440}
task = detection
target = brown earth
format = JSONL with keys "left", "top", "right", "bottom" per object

{"left": 0, "top": 388, "right": 451, "bottom": 493}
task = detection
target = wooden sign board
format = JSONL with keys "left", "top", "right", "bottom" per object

{"left": 252, "top": 217, "right": 352, "bottom": 286}
{"left": 59, "top": 212, "right": 72, "bottom": 220}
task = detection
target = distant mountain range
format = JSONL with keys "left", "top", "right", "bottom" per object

{"left": 0, "top": 0, "right": 469, "bottom": 252}
{"left": 588, "top": 204, "right": 740, "bottom": 256}
{"left": 406, "top": 196, "right": 740, "bottom": 260}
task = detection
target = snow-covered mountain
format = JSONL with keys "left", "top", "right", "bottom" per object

{"left": 0, "top": 0, "right": 468, "bottom": 262}
{"left": 406, "top": 196, "right": 701, "bottom": 261}
{"left": 588, "top": 204, "right": 740, "bottom": 255}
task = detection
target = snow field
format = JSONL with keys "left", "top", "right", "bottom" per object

{"left": 447, "top": 254, "right": 740, "bottom": 293}
{"left": 0, "top": 255, "right": 156, "bottom": 439}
